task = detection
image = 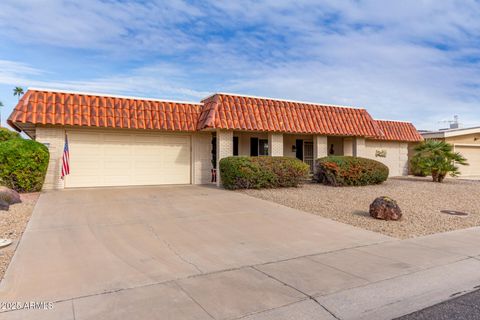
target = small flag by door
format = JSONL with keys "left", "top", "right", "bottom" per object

{"left": 61, "top": 135, "right": 70, "bottom": 179}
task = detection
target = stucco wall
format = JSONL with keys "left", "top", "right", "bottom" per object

{"left": 365, "top": 140, "right": 409, "bottom": 176}
{"left": 327, "top": 137, "right": 344, "bottom": 156}
{"left": 445, "top": 133, "right": 480, "bottom": 145}
{"left": 35, "top": 126, "right": 66, "bottom": 190}
{"left": 193, "top": 132, "right": 212, "bottom": 184}
{"left": 235, "top": 132, "right": 268, "bottom": 156}
{"left": 283, "top": 134, "right": 313, "bottom": 158}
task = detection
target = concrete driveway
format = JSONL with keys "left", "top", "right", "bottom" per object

{"left": 0, "top": 185, "right": 389, "bottom": 319}
{"left": 1, "top": 186, "right": 480, "bottom": 320}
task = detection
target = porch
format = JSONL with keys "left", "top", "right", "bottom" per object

{"left": 212, "top": 130, "right": 367, "bottom": 186}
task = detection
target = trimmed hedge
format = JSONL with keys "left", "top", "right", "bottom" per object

{"left": 0, "top": 139, "right": 49, "bottom": 192}
{"left": 313, "top": 156, "right": 389, "bottom": 186}
{"left": 219, "top": 156, "right": 309, "bottom": 189}
{"left": 0, "top": 127, "right": 20, "bottom": 142}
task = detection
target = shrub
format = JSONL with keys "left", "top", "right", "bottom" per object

{"left": 0, "top": 139, "right": 49, "bottom": 192}
{"left": 314, "top": 156, "right": 389, "bottom": 186}
{"left": 0, "top": 127, "right": 20, "bottom": 142}
{"left": 412, "top": 140, "right": 468, "bottom": 182}
{"left": 219, "top": 156, "right": 309, "bottom": 189}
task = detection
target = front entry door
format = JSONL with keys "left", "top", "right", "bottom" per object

{"left": 303, "top": 141, "right": 314, "bottom": 172}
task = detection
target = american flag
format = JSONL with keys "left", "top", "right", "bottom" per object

{"left": 61, "top": 135, "right": 70, "bottom": 179}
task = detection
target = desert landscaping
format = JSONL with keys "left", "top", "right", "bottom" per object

{"left": 0, "top": 193, "right": 39, "bottom": 279}
{"left": 241, "top": 177, "right": 480, "bottom": 239}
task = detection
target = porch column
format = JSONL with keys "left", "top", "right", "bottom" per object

{"left": 353, "top": 137, "right": 366, "bottom": 157}
{"left": 216, "top": 129, "right": 233, "bottom": 187}
{"left": 268, "top": 133, "right": 284, "bottom": 156}
{"left": 313, "top": 135, "right": 328, "bottom": 173}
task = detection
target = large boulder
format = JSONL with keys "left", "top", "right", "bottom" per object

{"left": 0, "top": 186, "right": 21, "bottom": 205}
{"left": 369, "top": 196, "right": 402, "bottom": 221}
{"left": 0, "top": 199, "right": 9, "bottom": 211}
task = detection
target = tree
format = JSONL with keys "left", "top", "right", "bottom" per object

{"left": 13, "top": 86, "right": 24, "bottom": 100}
{"left": 412, "top": 140, "right": 468, "bottom": 182}
{"left": 0, "top": 101, "right": 3, "bottom": 126}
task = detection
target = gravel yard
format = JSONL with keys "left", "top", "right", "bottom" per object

{"left": 0, "top": 193, "right": 39, "bottom": 280}
{"left": 241, "top": 177, "right": 480, "bottom": 239}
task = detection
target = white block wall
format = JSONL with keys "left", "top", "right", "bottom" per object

{"left": 35, "top": 127, "right": 65, "bottom": 190}
{"left": 354, "top": 137, "right": 366, "bottom": 157}
{"left": 216, "top": 130, "right": 233, "bottom": 186}
{"left": 268, "top": 133, "right": 284, "bottom": 156}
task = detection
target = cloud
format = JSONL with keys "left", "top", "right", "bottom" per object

{"left": 1, "top": 0, "right": 479, "bottom": 129}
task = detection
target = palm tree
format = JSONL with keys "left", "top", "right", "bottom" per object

{"left": 412, "top": 140, "right": 468, "bottom": 182}
{"left": 0, "top": 101, "right": 3, "bottom": 126}
{"left": 13, "top": 87, "right": 24, "bottom": 100}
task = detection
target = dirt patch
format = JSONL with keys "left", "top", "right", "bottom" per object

{"left": 240, "top": 177, "right": 480, "bottom": 239}
{"left": 0, "top": 192, "right": 39, "bottom": 280}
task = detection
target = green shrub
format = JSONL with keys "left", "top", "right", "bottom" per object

{"left": 0, "top": 127, "right": 21, "bottom": 142}
{"left": 314, "top": 156, "right": 389, "bottom": 186}
{"left": 219, "top": 156, "right": 309, "bottom": 189}
{"left": 0, "top": 139, "right": 49, "bottom": 192}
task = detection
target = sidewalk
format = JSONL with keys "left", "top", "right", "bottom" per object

{"left": 2, "top": 226, "right": 479, "bottom": 320}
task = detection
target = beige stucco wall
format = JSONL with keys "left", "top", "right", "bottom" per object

{"left": 235, "top": 132, "right": 268, "bottom": 156}
{"left": 445, "top": 133, "right": 480, "bottom": 145}
{"left": 193, "top": 132, "right": 212, "bottom": 185}
{"left": 327, "top": 137, "right": 344, "bottom": 156}
{"left": 35, "top": 126, "right": 213, "bottom": 189}
{"left": 283, "top": 134, "right": 313, "bottom": 158}
{"left": 365, "top": 140, "right": 408, "bottom": 176}
{"left": 35, "top": 126, "right": 66, "bottom": 190}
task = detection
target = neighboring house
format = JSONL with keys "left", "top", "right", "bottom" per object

{"left": 421, "top": 127, "right": 480, "bottom": 177}
{"left": 8, "top": 88, "right": 422, "bottom": 189}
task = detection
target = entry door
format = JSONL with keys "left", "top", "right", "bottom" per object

{"left": 303, "top": 141, "right": 314, "bottom": 172}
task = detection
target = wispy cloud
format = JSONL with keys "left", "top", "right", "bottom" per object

{"left": 0, "top": 0, "right": 479, "bottom": 129}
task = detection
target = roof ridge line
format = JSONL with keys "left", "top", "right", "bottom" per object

{"left": 201, "top": 92, "right": 362, "bottom": 110}
{"left": 27, "top": 87, "right": 204, "bottom": 105}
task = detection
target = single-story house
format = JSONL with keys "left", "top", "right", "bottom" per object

{"left": 421, "top": 126, "right": 480, "bottom": 177}
{"left": 8, "top": 88, "right": 422, "bottom": 189}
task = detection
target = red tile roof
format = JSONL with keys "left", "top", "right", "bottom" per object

{"left": 374, "top": 120, "right": 423, "bottom": 142}
{"left": 198, "top": 93, "right": 381, "bottom": 137}
{"left": 8, "top": 89, "right": 422, "bottom": 142}
{"left": 8, "top": 89, "right": 202, "bottom": 132}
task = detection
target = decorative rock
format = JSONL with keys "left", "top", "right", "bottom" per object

{"left": 369, "top": 196, "right": 402, "bottom": 221}
{"left": 0, "top": 199, "right": 9, "bottom": 211}
{"left": 0, "top": 186, "right": 21, "bottom": 205}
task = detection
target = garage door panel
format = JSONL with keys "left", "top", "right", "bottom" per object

{"left": 66, "top": 131, "right": 191, "bottom": 188}
{"left": 457, "top": 146, "right": 480, "bottom": 176}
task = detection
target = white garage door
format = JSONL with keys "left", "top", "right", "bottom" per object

{"left": 66, "top": 131, "right": 191, "bottom": 188}
{"left": 456, "top": 145, "right": 480, "bottom": 176}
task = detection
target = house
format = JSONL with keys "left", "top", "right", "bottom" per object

{"left": 421, "top": 126, "right": 480, "bottom": 177}
{"left": 8, "top": 88, "right": 423, "bottom": 189}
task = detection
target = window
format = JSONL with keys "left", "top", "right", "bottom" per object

{"left": 250, "top": 138, "right": 269, "bottom": 156}
{"left": 259, "top": 139, "right": 269, "bottom": 156}
{"left": 233, "top": 137, "right": 239, "bottom": 156}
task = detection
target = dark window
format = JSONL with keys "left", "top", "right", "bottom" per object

{"left": 250, "top": 138, "right": 259, "bottom": 156}
{"left": 295, "top": 139, "right": 304, "bottom": 160}
{"left": 259, "top": 139, "right": 269, "bottom": 156}
{"left": 233, "top": 137, "right": 239, "bottom": 156}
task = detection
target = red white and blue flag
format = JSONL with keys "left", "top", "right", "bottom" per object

{"left": 61, "top": 135, "right": 70, "bottom": 179}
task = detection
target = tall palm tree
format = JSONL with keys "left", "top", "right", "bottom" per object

{"left": 13, "top": 87, "right": 24, "bottom": 100}
{"left": 412, "top": 140, "right": 468, "bottom": 182}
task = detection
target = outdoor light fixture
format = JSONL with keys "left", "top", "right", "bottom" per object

{"left": 292, "top": 145, "right": 296, "bottom": 152}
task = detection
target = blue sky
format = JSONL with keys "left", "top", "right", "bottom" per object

{"left": 1, "top": 0, "right": 479, "bottom": 130}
